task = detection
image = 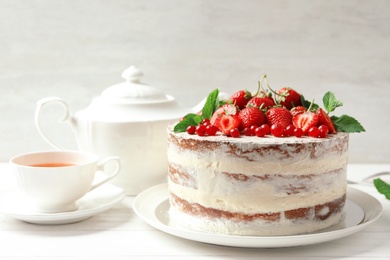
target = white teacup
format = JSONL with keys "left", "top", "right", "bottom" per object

{"left": 10, "top": 150, "right": 121, "bottom": 213}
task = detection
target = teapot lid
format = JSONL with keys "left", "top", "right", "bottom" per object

{"left": 81, "top": 66, "right": 187, "bottom": 122}
{"left": 101, "top": 66, "right": 168, "bottom": 103}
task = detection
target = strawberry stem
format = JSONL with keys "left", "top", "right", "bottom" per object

{"left": 254, "top": 74, "right": 268, "bottom": 97}
{"left": 255, "top": 74, "right": 276, "bottom": 101}
{"left": 255, "top": 81, "right": 261, "bottom": 97}
{"left": 262, "top": 75, "right": 273, "bottom": 94}
{"left": 307, "top": 99, "right": 316, "bottom": 112}
{"left": 260, "top": 75, "right": 284, "bottom": 106}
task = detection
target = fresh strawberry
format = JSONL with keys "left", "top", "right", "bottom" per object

{"left": 228, "top": 90, "right": 252, "bottom": 109}
{"left": 213, "top": 114, "right": 241, "bottom": 135}
{"left": 317, "top": 108, "right": 336, "bottom": 134}
{"left": 292, "top": 111, "right": 319, "bottom": 134}
{"left": 290, "top": 106, "right": 306, "bottom": 117}
{"left": 239, "top": 107, "right": 266, "bottom": 129}
{"left": 210, "top": 104, "right": 241, "bottom": 135}
{"left": 277, "top": 87, "right": 302, "bottom": 110}
{"left": 210, "top": 104, "right": 238, "bottom": 124}
{"left": 246, "top": 96, "right": 275, "bottom": 110}
{"left": 265, "top": 107, "right": 293, "bottom": 128}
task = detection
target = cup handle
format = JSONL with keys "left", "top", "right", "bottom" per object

{"left": 35, "top": 97, "right": 74, "bottom": 150}
{"left": 90, "top": 156, "right": 121, "bottom": 191}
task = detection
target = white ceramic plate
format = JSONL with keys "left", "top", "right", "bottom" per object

{"left": 0, "top": 183, "right": 126, "bottom": 225}
{"left": 133, "top": 183, "right": 382, "bottom": 248}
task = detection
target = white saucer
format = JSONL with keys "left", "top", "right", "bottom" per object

{"left": 133, "top": 183, "right": 383, "bottom": 248}
{"left": 0, "top": 183, "right": 126, "bottom": 225}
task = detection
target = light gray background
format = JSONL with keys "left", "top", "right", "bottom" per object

{"left": 1, "top": 0, "right": 389, "bottom": 163}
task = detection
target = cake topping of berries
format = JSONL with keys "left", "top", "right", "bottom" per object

{"left": 317, "top": 108, "right": 336, "bottom": 134}
{"left": 239, "top": 107, "right": 266, "bottom": 130}
{"left": 174, "top": 75, "right": 365, "bottom": 138}
{"left": 210, "top": 104, "right": 241, "bottom": 135}
{"left": 265, "top": 107, "right": 293, "bottom": 129}
{"left": 228, "top": 90, "right": 252, "bottom": 109}
{"left": 247, "top": 96, "right": 275, "bottom": 110}
{"left": 292, "top": 111, "right": 319, "bottom": 134}
{"left": 277, "top": 87, "right": 302, "bottom": 110}
{"left": 290, "top": 106, "right": 306, "bottom": 117}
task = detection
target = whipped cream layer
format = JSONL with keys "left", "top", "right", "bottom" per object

{"left": 168, "top": 131, "right": 349, "bottom": 176}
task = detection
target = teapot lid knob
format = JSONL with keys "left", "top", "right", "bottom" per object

{"left": 121, "top": 66, "right": 143, "bottom": 83}
{"left": 100, "top": 65, "right": 169, "bottom": 102}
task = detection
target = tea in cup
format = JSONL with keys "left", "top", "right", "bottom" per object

{"left": 10, "top": 150, "right": 121, "bottom": 213}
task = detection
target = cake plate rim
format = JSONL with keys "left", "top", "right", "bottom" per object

{"left": 132, "top": 183, "right": 382, "bottom": 248}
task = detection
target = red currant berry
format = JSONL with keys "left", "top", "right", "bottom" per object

{"left": 270, "top": 124, "right": 284, "bottom": 137}
{"left": 186, "top": 125, "right": 196, "bottom": 135}
{"left": 284, "top": 125, "right": 295, "bottom": 137}
{"left": 308, "top": 126, "right": 320, "bottom": 138}
{"left": 293, "top": 128, "right": 304, "bottom": 137}
{"left": 229, "top": 128, "right": 240, "bottom": 138}
{"left": 318, "top": 125, "right": 329, "bottom": 138}
{"left": 254, "top": 127, "right": 266, "bottom": 137}
{"left": 243, "top": 128, "right": 253, "bottom": 136}
{"left": 260, "top": 124, "right": 270, "bottom": 135}
{"left": 195, "top": 124, "right": 206, "bottom": 136}
{"left": 201, "top": 119, "right": 211, "bottom": 127}
{"left": 205, "top": 125, "right": 218, "bottom": 136}
{"left": 249, "top": 125, "right": 257, "bottom": 132}
{"left": 202, "top": 118, "right": 210, "bottom": 125}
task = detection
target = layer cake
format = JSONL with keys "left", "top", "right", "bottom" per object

{"left": 167, "top": 129, "right": 349, "bottom": 236}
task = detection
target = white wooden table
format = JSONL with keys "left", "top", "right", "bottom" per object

{"left": 0, "top": 162, "right": 389, "bottom": 259}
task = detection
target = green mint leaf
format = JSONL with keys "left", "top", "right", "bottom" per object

{"left": 202, "top": 89, "right": 219, "bottom": 119}
{"left": 300, "top": 95, "right": 319, "bottom": 111}
{"left": 373, "top": 178, "right": 390, "bottom": 200}
{"left": 323, "top": 91, "right": 343, "bottom": 113}
{"left": 218, "top": 99, "right": 227, "bottom": 107}
{"left": 330, "top": 115, "right": 366, "bottom": 133}
{"left": 173, "top": 89, "right": 220, "bottom": 133}
{"left": 173, "top": 113, "right": 203, "bottom": 132}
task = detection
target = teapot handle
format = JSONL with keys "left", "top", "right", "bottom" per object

{"left": 35, "top": 97, "right": 74, "bottom": 150}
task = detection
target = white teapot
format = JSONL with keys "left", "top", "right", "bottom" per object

{"left": 35, "top": 66, "right": 201, "bottom": 195}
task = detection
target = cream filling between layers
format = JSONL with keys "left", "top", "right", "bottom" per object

{"left": 168, "top": 147, "right": 347, "bottom": 176}
{"left": 168, "top": 169, "right": 346, "bottom": 214}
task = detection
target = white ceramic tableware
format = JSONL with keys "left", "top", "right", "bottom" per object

{"left": 35, "top": 66, "right": 203, "bottom": 195}
{"left": 10, "top": 150, "right": 120, "bottom": 213}
{"left": 133, "top": 184, "right": 382, "bottom": 248}
{"left": 0, "top": 182, "right": 125, "bottom": 224}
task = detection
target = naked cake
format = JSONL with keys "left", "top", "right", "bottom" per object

{"left": 167, "top": 76, "right": 364, "bottom": 236}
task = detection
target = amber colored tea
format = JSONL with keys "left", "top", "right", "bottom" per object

{"left": 29, "top": 163, "right": 76, "bottom": 167}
